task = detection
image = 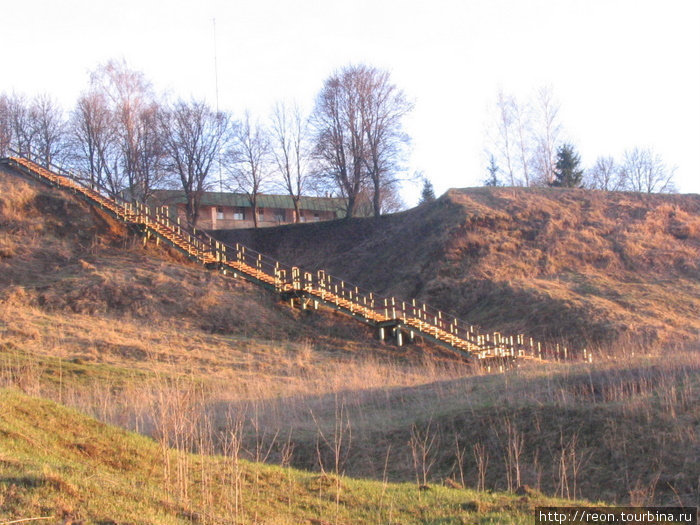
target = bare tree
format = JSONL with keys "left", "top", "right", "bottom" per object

{"left": 160, "top": 99, "right": 231, "bottom": 226}
{"left": 229, "top": 112, "right": 270, "bottom": 228}
{"left": 488, "top": 91, "right": 533, "bottom": 186}
{"left": 311, "top": 68, "right": 367, "bottom": 218}
{"left": 30, "top": 94, "right": 66, "bottom": 167}
{"left": 354, "top": 182, "right": 404, "bottom": 216}
{"left": 408, "top": 420, "right": 439, "bottom": 487}
{"left": 493, "top": 90, "right": 516, "bottom": 186}
{"left": 270, "top": 101, "right": 310, "bottom": 223}
{"left": 0, "top": 94, "right": 10, "bottom": 156}
{"left": 356, "top": 65, "right": 412, "bottom": 217}
{"left": 473, "top": 442, "right": 489, "bottom": 492}
{"left": 512, "top": 97, "right": 532, "bottom": 186}
{"left": 90, "top": 59, "right": 160, "bottom": 200}
{"left": 6, "top": 93, "right": 36, "bottom": 157}
{"left": 621, "top": 147, "right": 676, "bottom": 193}
{"left": 134, "top": 102, "right": 166, "bottom": 201}
{"left": 586, "top": 156, "right": 625, "bottom": 191}
{"left": 69, "top": 90, "right": 121, "bottom": 192}
{"left": 311, "top": 64, "right": 412, "bottom": 218}
{"left": 531, "top": 86, "right": 562, "bottom": 185}
{"left": 378, "top": 181, "right": 405, "bottom": 213}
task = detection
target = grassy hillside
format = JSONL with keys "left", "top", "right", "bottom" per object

{"left": 0, "top": 389, "right": 576, "bottom": 524}
{"left": 215, "top": 187, "right": 700, "bottom": 351}
{"left": 1, "top": 163, "right": 698, "bottom": 519}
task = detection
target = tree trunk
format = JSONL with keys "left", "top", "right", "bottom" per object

{"left": 372, "top": 177, "right": 381, "bottom": 218}
{"left": 293, "top": 197, "right": 301, "bottom": 223}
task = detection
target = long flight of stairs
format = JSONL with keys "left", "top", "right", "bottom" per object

{"left": 1, "top": 152, "right": 588, "bottom": 365}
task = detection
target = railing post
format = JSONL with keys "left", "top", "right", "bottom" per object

{"left": 292, "top": 267, "right": 301, "bottom": 290}
{"left": 318, "top": 270, "right": 326, "bottom": 299}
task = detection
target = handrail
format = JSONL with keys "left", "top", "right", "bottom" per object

{"left": 2, "top": 149, "right": 588, "bottom": 364}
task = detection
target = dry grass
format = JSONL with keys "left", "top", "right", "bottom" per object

{"left": 217, "top": 186, "right": 700, "bottom": 351}
{"left": 1, "top": 163, "right": 698, "bottom": 514}
{"left": 4, "top": 315, "right": 696, "bottom": 507}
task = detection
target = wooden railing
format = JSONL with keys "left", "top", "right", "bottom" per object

{"left": 2, "top": 150, "right": 590, "bottom": 364}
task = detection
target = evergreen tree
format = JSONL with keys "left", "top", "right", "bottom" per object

{"left": 484, "top": 154, "right": 499, "bottom": 186}
{"left": 550, "top": 143, "right": 583, "bottom": 188}
{"left": 419, "top": 177, "right": 436, "bottom": 204}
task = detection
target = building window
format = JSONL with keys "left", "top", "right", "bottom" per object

{"left": 257, "top": 208, "right": 265, "bottom": 221}
{"left": 274, "top": 209, "right": 285, "bottom": 223}
{"left": 233, "top": 209, "right": 244, "bottom": 220}
{"left": 313, "top": 213, "right": 321, "bottom": 222}
{"left": 217, "top": 206, "right": 224, "bottom": 220}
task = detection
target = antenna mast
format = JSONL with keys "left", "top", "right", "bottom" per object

{"left": 213, "top": 17, "right": 223, "bottom": 192}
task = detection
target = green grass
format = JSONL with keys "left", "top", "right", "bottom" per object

{"left": 0, "top": 389, "right": 579, "bottom": 524}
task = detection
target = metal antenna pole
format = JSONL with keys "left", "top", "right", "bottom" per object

{"left": 213, "top": 17, "right": 223, "bottom": 193}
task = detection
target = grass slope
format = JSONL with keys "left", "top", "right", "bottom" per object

{"left": 0, "top": 164, "right": 458, "bottom": 365}
{"left": 1, "top": 163, "right": 698, "bottom": 516}
{"left": 215, "top": 187, "right": 700, "bottom": 351}
{"left": 0, "top": 389, "right": 575, "bottom": 524}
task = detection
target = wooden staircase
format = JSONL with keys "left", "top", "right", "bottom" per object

{"left": 1, "top": 152, "right": 588, "bottom": 365}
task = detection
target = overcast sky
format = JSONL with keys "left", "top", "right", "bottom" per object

{"left": 2, "top": 0, "right": 698, "bottom": 204}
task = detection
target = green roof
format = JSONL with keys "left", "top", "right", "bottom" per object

{"left": 150, "top": 190, "right": 347, "bottom": 214}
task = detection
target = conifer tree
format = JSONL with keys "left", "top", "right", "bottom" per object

{"left": 550, "top": 143, "right": 583, "bottom": 188}
{"left": 484, "top": 155, "right": 499, "bottom": 186}
{"left": 419, "top": 177, "right": 436, "bottom": 204}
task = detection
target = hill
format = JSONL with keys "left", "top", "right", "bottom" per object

{"left": 215, "top": 187, "right": 700, "bottom": 351}
{"left": 1, "top": 162, "right": 698, "bottom": 518}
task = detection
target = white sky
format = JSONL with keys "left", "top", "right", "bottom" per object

{"left": 2, "top": 0, "right": 699, "bottom": 204}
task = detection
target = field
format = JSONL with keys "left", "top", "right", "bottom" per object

{"left": 1, "top": 164, "right": 699, "bottom": 523}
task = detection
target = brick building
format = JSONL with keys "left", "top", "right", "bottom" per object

{"left": 149, "top": 190, "right": 348, "bottom": 230}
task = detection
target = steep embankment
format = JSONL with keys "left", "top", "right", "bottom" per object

{"left": 215, "top": 187, "right": 700, "bottom": 351}
{"left": 0, "top": 164, "right": 450, "bottom": 403}
{"left": 0, "top": 163, "right": 302, "bottom": 341}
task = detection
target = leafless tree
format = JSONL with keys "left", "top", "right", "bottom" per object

{"left": 493, "top": 90, "right": 516, "bottom": 186}
{"left": 531, "top": 86, "right": 562, "bottom": 185}
{"left": 311, "top": 64, "right": 412, "bottom": 218}
{"left": 311, "top": 68, "right": 367, "bottom": 218}
{"left": 229, "top": 112, "right": 270, "bottom": 228}
{"left": 160, "top": 99, "right": 231, "bottom": 226}
{"left": 408, "top": 420, "right": 439, "bottom": 487}
{"left": 621, "top": 147, "right": 676, "bottom": 193}
{"left": 90, "top": 59, "right": 161, "bottom": 200}
{"left": 512, "top": 97, "right": 532, "bottom": 186}
{"left": 134, "top": 102, "right": 166, "bottom": 202}
{"left": 0, "top": 94, "right": 10, "bottom": 156}
{"left": 69, "top": 90, "right": 120, "bottom": 192}
{"left": 356, "top": 65, "right": 412, "bottom": 217}
{"left": 30, "top": 94, "right": 66, "bottom": 167}
{"left": 473, "top": 441, "right": 489, "bottom": 492}
{"left": 488, "top": 91, "right": 533, "bottom": 186}
{"left": 2, "top": 93, "right": 67, "bottom": 167}
{"left": 354, "top": 182, "right": 404, "bottom": 216}
{"left": 6, "top": 93, "right": 37, "bottom": 157}
{"left": 585, "top": 156, "right": 625, "bottom": 191}
{"left": 270, "top": 101, "right": 310, "bottom": 223}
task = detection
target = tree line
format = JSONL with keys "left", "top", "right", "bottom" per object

{"left": 483, "top": 87, "right": 676, "bottom": 193}
{"left": 0, "top": 60, "right": 412, "bottom": 226}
